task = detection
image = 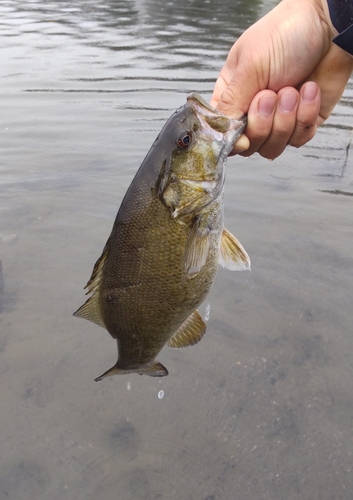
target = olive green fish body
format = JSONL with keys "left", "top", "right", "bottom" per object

{"left": 74, "top": 94, "right": 250, "bottom": 380}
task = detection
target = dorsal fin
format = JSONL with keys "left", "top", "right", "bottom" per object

{"left": 219, "top": 228, "right": 251, "bottom": 271}
{"left": 73, "top": 241, "right": 110, "bottom": 328}
{"left": 168, "top": 310, "right": 206, "bottom": 348}
{"left": 73, "top": 295, "right": 106, "bottom": 328}
{"left": 84, "top": 238, "right": 110, "bottom": 295}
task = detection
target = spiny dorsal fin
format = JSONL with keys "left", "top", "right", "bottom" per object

{"left": 219, "top": 228, "right": 251, "bottom": 271}
{"left": 84, "top": 239, "right": 110, "bottom": 295}
{"left": 184, "top": 220, "right": 211, "bottom": 276}
{"left": 168, "top": 310, "right": 206, "bottom": 348}
{"left": 73, "top": 241, "right": 110, "bottom": 328}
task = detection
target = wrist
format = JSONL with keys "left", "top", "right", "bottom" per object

{"left": 274, "top": 0, "right": 332, "bottom": 60}
{"left": 320, "top": 0, "right": 353, "bottom": 55}
{"left": 319, "top": 0, "right": 340, "bottom": 37}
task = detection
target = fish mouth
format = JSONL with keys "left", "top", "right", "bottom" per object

{"left": 187, "top": 92, "right": 247, "bottom": 129}
{"left": 186, "top": 93, "right": 246, "bottom": 154}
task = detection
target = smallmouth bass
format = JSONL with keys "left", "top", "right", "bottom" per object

{"left": 74, "top": 93, "right": 250, "bottom": 380}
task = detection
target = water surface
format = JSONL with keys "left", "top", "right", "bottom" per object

{"left": 1, "top": 1, "right": 353, "bottom": 499}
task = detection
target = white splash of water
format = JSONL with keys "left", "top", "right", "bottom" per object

{"left": 158, "top": 390, "right": 164, "bottom": 399}
{"left": 203, "top": 303, "right": 211, "bottom": 322}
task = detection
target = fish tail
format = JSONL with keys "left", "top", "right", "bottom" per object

{"left": 94, "top": 361, "right": 168, "bottom": 381}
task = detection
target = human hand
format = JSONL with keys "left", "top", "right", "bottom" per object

{"left": 211, "top": 0, "right": 353, "bottom": 159}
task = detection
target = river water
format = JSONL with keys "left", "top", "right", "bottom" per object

{"left": 1, "top": 1, "right": 353, "bottom": 499}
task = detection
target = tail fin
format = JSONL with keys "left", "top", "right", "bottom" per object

{"left": 94, "top": 361, "right": 168, "bottom": 381}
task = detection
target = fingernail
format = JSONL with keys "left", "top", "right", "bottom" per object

{"left": 258, "top": 95, "right": 277, "bottom": 116}
{"left": 232, "top": 134, "right": 250, "bottom": 154}
{"left": 279, "top": 92, "right": 298, "bottom": 113}
{"left": 302, "top": 82, "right": 318, "bottom": 103}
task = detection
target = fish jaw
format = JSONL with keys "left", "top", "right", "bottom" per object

{"left": 186, "top": 92, "right": 247, "bottom": 156}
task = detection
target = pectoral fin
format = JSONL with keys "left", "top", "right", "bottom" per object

{"left": 219, "top": 228, "right": 251, "bottom": 271}
{"left": 184, "top": 219, "right": 211, "bottom": 276}
{"left": 168, "top": 310, "right": 206, "bottom": 348}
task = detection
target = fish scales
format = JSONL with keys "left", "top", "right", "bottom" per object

{"left": 74, "top": 93, "right": 250, "bottom": 380}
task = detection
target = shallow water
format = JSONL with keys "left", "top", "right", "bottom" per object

{"left": 1, "top": 0, "right": 353, "bottom": 499}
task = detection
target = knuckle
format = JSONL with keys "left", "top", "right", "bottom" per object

{"left": 271, "top": 120, "right": 296, "bottom": 140}
{"left": 220, "top": 84, "right": 242, "bottom": 108}
{"left": 257, "top": 141, "right": 278, "bottom": 159}
{"left": 272, "top": 127, "right": 292, "bottom": 139}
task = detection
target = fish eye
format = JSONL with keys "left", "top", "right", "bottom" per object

{"left": 177, "top": 131, "right": 192, "bottom": 149}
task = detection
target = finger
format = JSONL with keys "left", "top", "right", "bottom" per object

{"left": 256, "top": 88, "right": 299, "bottom": 160}
{"left": 230, "top": 134, "right": 250, "bottom": 156}
{"left": 289, "top": 82, "right": 321, "bottom": 147}
{"left": 237, "top": 90, "right": 277, "bottom": 157}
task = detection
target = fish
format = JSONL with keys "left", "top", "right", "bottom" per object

{"left": 74, "top": 93, "right": 250, "bottom": 381}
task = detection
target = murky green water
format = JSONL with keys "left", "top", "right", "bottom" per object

{"left": 1, "top": 1, "right": 353, "bottom": 499}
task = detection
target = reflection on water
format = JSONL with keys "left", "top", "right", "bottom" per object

{"left": 2, "top": 0, "right": 264, "bottom": 82}
{"left": 1, "top": 0, "right": 353, "bottom": 499}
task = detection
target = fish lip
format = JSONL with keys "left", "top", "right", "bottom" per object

{"left": 186, "top": 92, "right": 247, "bottom": 130}
{"left": 186, "top": 93, "right": 246, "bottom": 156}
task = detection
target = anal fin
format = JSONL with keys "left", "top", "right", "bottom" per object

{"left": 168, "top": 310, "right": 206, "bottom": 348}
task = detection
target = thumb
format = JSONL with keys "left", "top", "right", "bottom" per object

{"left": 210, "top": 54, "right": 264, "bottom": 119}
{"left": 210, "top": 60, "right": 262, "bottom": 154}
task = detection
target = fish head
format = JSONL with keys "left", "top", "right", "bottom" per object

{"left": 159, "top": 93, "right": 246, "bottom": 219}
